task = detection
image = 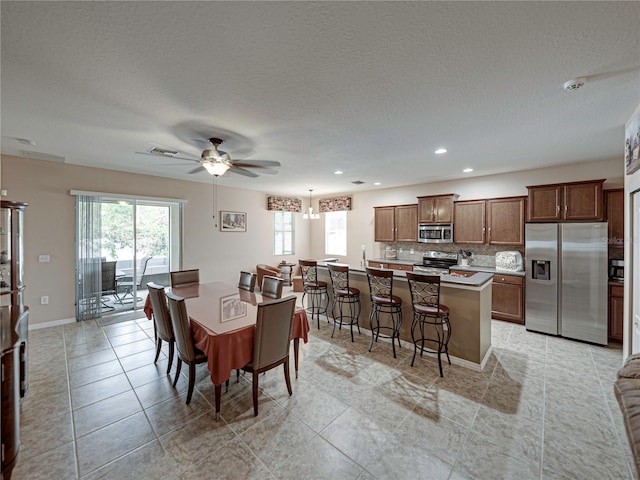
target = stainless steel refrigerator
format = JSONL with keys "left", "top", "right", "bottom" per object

{"left": 525, "top": 222, "right": 608, "bottom": 345}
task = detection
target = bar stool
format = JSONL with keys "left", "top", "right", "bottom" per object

{"left": 327, "top": 263, "right": 361, "bottom": 341}
{"left": 406, "top": 272, "right": 451, "bottom": 377}
{"left": 366, "top": 267, "right": 403, "bottom": 358}
{"left": 299, "top": 259, "right": 329, "bottom": 329}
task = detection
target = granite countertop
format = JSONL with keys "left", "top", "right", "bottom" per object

{"left": 368, "top": 258, "right": 417, "bottom": 266}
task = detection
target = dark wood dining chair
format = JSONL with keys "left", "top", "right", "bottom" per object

{"left": 170, "top": 268, "right": 200, "bottom": 287}
{"left": 146, "top": 282, "right": 176, "bottom": 375}
{"left": 238, "top": 271, "right": 257, "bottom": 292}
{"left": 242, "top": 295, "right": 297, "bottom": 416}
{"left": 261, "top": 275, "right": 284, "bottom": 299}
{"left": 166, "top": 291, "right": 208, "bottom": 404}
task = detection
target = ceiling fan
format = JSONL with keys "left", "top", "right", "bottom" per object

{"left": 141, "top": 137, "right": 281, "bottom": 178}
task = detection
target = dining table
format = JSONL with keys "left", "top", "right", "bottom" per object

{"left": 143, "top": 281, "right": 309, "bottom": 414}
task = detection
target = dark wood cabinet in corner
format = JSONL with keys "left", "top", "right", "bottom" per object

{"left": 606, "top": 189, "right": 624, "bottom": 247}
{"left": 492, "top": 274, "right": 524, "bottom": 324}
{"left": 374, "top": 205, "right": 417, "bottom": 243}
{"left": 527, "top": 179, "right": 604, "bottom": 222}
{"left": 609, "top": 284, "right": 624, "bottom": 342}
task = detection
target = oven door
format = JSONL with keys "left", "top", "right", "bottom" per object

{"left": 418, "top": 224, "right": 453, "bottom": 243}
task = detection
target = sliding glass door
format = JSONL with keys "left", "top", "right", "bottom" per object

{"left": 74, "top": 192, "right": 182, "bottom": 320}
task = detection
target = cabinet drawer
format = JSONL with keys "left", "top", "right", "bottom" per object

{"left": 368, "top": 262, "right": 387, "bottom": 269}
{"left": 493, "top": 274, "right": 524, "bottom": 285}
{"left": 391, "top": 264, "right": 413, "bottom": 272}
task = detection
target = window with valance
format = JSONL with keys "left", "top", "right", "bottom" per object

{"left": 319, "top": 196, "right": 352, "bottom": 212}
{"left": 267, "top": 196, "right": 302, "bottom": 213}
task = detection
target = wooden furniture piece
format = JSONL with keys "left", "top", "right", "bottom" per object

{"left": 527, "top": 179, "right": 605, "bottom": 222}
{"left": 241, "top": 296, "right": 297, "bottom": 416}
{"left": 417, "top": 194, "right": 457, "bottom": 224}
{"left": 609, "top": 283, "right": 624, "bottom": 342}
{"left": 406, "top": 272, "right": 451, "bottom": 377}
{"left": 454, "top": 196, "right": 526, "bottom": 246}
{"left": 170, "top": 268, "right": 200, "bottom": 287}
{"left": 366, "top": 267, "right": 403, "bottom": 358}
{"left": 238, "top": 271, "right": 257, "bottom": 292}
{"left": 165, "top": 291, "right": 208, "bottom": 404}
{"left": 146, "top": 283, "right": 176, "bottom": 374}
{"left": 491, "top": 274, "right": 525, "bottom": 324}
{"left": 299, "top": 259, "right": 329, "bottom": 329}
{"left": 144, "top": 282, "right": 310, "bottom": 413}
{"left": 327, "top": 263, "right": 361, "bottom": 342}
{"left": 1, "top": 200, "right": 28, "bottom": 480}
{"left": 606, "top": 189, "right": 624, "bottom": 247}
{"left": 373, "top": 204, "right": 417, "bottom": 242}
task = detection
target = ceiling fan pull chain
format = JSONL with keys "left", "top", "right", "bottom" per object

{"left": 212, "top": 175, "right": 218, "bottom": 228}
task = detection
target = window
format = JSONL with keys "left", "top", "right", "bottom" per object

{"left": 325, "top": 211, "right": 347, "bottom": 256}
{"left": 274, "top": 211, "right": 294, "bottom": 255}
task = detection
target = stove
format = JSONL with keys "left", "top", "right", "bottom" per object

{"left": 413, "top": 251, "right": 458, "bottom": 275}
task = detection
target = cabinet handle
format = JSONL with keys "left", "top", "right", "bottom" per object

{"left": 557, "top": 205, "right": 560, "bottom": 214}
{"left": 488, "top": 227, "right": 491, "bottom": 237}
{"left": 564, "top": 204, "right": 568, "bottom": 214}
{"left": 1, "top": 363, "right": 3, "bottom": 382}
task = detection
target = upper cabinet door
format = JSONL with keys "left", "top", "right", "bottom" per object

{"left": 487, "top": 197, "right": 526, "bottom": 245}
{"left": 528, "top": 185, "right": 562, "bottom": 222}
{"left": 395, "top": 205, "right": 418, "bottom": 242}
{"left": 606, "top": 189, "right": 624, "bottom": 247}
{"left": 564, "top": 181, "right": 604, "bottom": 221}
{"left": 374, "top": 206, "right": 395, "bottom": 242}
{"left": 454, "top": 200, "right": 485, "bottom": 244}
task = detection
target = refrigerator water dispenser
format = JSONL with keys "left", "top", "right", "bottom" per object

{"left": 531, "top": 260, "right": 550, "bottom": 281}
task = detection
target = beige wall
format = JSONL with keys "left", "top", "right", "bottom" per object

{"left": 1, "top": 154, "right": 623, "bottom": 327}
{"left": 310, "top": 157, "right": 623, "bottom": 263}
{"left": 1, "top": 155, "right": 310, "bottom": 326}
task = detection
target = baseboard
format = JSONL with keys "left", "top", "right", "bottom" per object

{"left": 29, "top": 317, "right": 76, "bottom": 330}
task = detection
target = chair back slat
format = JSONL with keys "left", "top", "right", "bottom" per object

{"left": 170, "top": 269, "right": 200, "bottom": 287}
{"left": 166, "top": 291, "right": 196, "bottom": 361}
{"left": 299, "top": 259, "right": 318, "bottom": 284}
{"left": 238, "top": 271, "right": 257, "bottom": 292}
{"left": 366, "top": 267, "right": 394, "bottom": 299}
{"left": 147, "top": 283, "right": 174, "bottom": 341}
{"left": 261, "top": 275, "right": 284, "bottom": 299}
{"left": 252, "top": 296, "right": 296, "bottom": 370}
{"left": 101, "top": 261, "right": 117, "bottom": 293}
{"left": 327, "top": 263, "right": 350, "bottom": 292}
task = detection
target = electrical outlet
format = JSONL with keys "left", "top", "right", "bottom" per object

{"left": 40, "top": 296, "right": 49, "bottom": 305}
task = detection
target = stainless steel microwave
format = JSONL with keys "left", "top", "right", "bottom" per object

{"left": 418, "top": 223, "right": 453, "bottom": 243}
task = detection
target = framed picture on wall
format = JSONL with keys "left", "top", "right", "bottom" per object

{"left": 220, "top": 211, "right": 246, "bottom": 232}
{"left": 626, "top": 104, "right": 640, "bottom": 175}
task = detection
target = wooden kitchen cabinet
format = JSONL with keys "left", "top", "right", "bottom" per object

{"left": 609, "top": 283, "right": 624, "bottom": 342}
{"left": 606, "top": 189, "right": 624, "bottom": 247}
{"left": 492, "top": 274, "right": 524, "bottom": 324}
{"left": 374, "top": 205, "right": 417, "bottom": 242}
{"left": 527, "top": 179, "right": 604, "bottom": 222}
{"left": 454, "top": 196, "right": 526, "bottom": 246}
{"left": 417, "top": 194, "right": 456, "bottom": 224}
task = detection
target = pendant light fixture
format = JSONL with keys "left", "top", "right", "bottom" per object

{"left": 303, "top": 189, "right": 320, "bottom": 220}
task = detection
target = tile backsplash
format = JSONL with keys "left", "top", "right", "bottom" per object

{"left": 381, "top": 242, "right": 524, "bottom": 268}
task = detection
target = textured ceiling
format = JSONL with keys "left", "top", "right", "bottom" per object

{"left": 2, "top": 1, "right": 639, "bottom": 196}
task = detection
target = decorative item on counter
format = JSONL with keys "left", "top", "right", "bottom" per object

{"left": 495, "top": 251, "right": 523, "bottom": 272}
{"left": 458, "top": 249, "right": 472, "bottom": 266}
{"left": 385, "top": 245, "right": 397, "bottom": 260}
{"left": 361, "top": 245, "right": 366, "bottom": 267}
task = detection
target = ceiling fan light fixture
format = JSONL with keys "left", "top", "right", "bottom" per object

{"left": 203, "top": 161, "right": 230, "bottom": 176}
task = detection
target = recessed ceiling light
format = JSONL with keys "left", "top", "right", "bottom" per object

{"left": 374, "top": 182, "right": 382, "bottom": 186}
{"left": 435, "top": 148, "right": 447, "bottom": 154}
{"left": 334, "top": 170, "right": 343, "bottom": 175}
{"left": 463, "top": 168, "right": 473, "bottom": 173}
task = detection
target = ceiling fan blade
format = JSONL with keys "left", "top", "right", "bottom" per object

{"left": 232, "top": 160, "right": 281, "bottom": 168}
{"left": 228, "top": 166, "right": 259, "bottom": 178}
{"left": 135, "top": 151, "right": 199, "bottom": 163}
{"left": 246, "top": 167, "right": 279, "bottom": 175}
{"left": 187, "top": 166, "right": 206, "bottom": 174}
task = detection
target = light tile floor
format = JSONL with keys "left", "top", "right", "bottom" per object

{"left": 12, "top": 308, "right": 635, "bottom": 479}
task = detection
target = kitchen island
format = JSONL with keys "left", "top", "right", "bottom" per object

{"left": 317, "top": 263, "right": 493, "bottom": 370}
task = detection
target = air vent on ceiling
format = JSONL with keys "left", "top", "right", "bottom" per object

{"left": 21, "top": 150, "right": 65, "bottom": 163}
{"left": 352, "top": 180, "right": 365, "bottom": 185}
{"left": 148, "top": 147, "right": 179, "bottom": 157}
